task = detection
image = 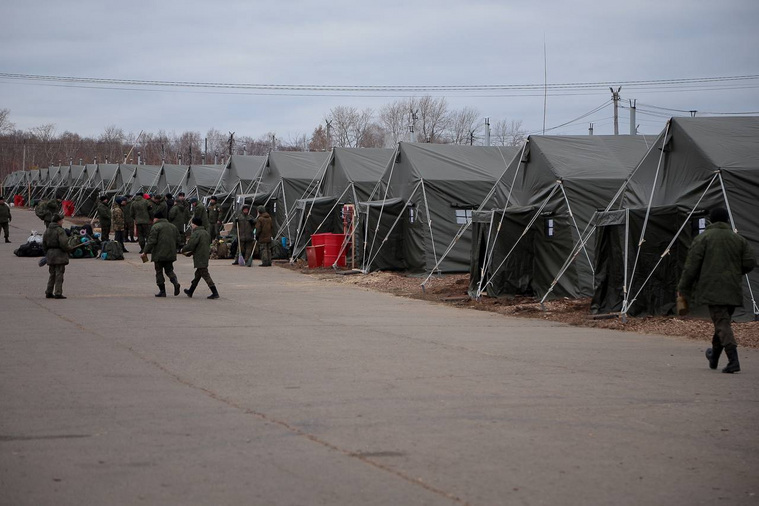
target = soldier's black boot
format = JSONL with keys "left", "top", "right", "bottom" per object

{"left": 722, "top": 345, "right": 741, "bottom": 374}
{"left": 155, "top": 284, "right": 166, "bottom": 297}
{"left": 170, "top": 277, "right": 181, "bottom": 296}
{"left": 4, "top": 238, "right": 9, "bottom": 243}
{"left": 706, "top": 334, "right": 723, "bottom": 370}
{"left": 208, "top": 286, "right": 219, "bottom": 299}
{"left": 184, "top": 280, "right": 199, "bottom": 298}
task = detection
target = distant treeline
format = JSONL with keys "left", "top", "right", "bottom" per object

{"left": 0, "top": 98, "right": 527, "bottom": 180}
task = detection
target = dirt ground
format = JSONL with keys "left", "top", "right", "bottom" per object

{"left": 281, "top": 260, "right": 759, "bottom": 349}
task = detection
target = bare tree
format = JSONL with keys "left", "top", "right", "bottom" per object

{"left": 176, "top": 131, "right": 202, "bottom": 164}
{"left": 99, "top": 125, "right": 125, "bottom": 162}
{"left": 379, "top": 100, "right": 409, "bottom": 146}
{"left": 414, "top": 96, "right": 449, "bottom": 143}
{"left": 448, "top": 107, "right": 481, "bottom": 145}
{"left": 30, "top": 123, "right": 57, "bottom": 165}
{"left": 493, "top": 119, "right": 527, "bottom": 147}
{"left": 327, "top": 106, "right": 376, "bottom": 148}
{"left": 0, "top": 108, "right": 14, "bottom": 134}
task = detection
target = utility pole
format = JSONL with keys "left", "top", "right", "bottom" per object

{"left": 690, "top": 110, "right": 697, "bottom": 117}
{"left": 629, "top": 99, "right": 637, "bottom": 135}
{"left": 228, "top": 132, "right": 235, "bottom": 158}
{"left": 325, "top": 120, "right": 332, "bottom": 150}
{"left": 484, "top": 117, "right": 491, "bottom": 146}
{"left": 203, "top": 138, "right": 207, "bottom": 164}
{"left": 588, "top": 123, "right": 594, "bottom": 136}
{"left": 409, "top": 109, "right": 419, "bottom": 143}
{"left": 610, "top": 86, "right": 621, "bottom": 135}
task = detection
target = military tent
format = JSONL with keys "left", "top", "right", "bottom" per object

{"left": 591, "top": 116, "right": 759, "bottom": 321}
{"left": 469, "top": 135, "right": 652, "bottom": 300}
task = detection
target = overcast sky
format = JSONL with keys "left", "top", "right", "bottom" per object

{"left": 1, "top": 0, "right": 758, "bottom": 143}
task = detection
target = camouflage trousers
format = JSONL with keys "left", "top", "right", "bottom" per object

{"left": 154, "top": 261, "right": 178, "bottom": 287}
{"left": 0, "top": 222, "right": 8, "bottom": 239}
{"left": 137, "top": 224, "right": 151, "bottom": 251}
{"left": 709, "top": 305, "right": 737, "bottom": 348}
{"left": 46, "top": 264, "right": 66, "bottom": 296}
{"left": 192, "top": 267, "right": 215, "bottom": 289}
{"left": 259, "top": 241, "right": 272, "bottom": 266}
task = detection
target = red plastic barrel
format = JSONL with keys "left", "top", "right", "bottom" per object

{"left": 322, "top": 233, "right": 346, "bottom": 267}
{"left": 311, "top": 233, "right": 329, "bottom": 248}
{"left": 306, "top": 245, "right": 324, "bottom": 268}
{"left": 13, "top": 195, "right": 24, "bottom": 207}
{"left": 62, "top": 200, "right": 75, "bottom": 217}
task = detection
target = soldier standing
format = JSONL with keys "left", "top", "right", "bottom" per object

{"left": 38, "top": 198, "right": 62, "bottom": 229}
{"left": 141, "top": 210, "right": 182, "bottom": 297}
{"left": 255, "top": 205, "right": 274, "bottom": 267}
{"left": 96, "top": 195, "right": 112, "bottom": 241}
{"left": 234, "top": 205, "right": 255, "bottom": 266}
{"left": 0, "top": 195, "right": 11, "bottom": 243}
{"left": 124, "top": 194, "right": 135, "bottom": 242}
{"left": 207, "top": 196, "right": 221, "bottom": 242}
{"left": 169, "top": 192, "right": 191, "bottom": 249}
{"left": 678, "top": 207, "right": 756, "bottom": 374}
{"left": 42, "top": 214, "right": 73, "bottom": 299}
{"left": 130, "top": 193, "right": 153, "bottom": 253}
{"left": 182, "top": 216, "right": 219, "bottom": 299}
{"left": 112, "top": 197, "right": 128, "bottom": 252}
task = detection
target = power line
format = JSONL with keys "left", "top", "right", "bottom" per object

{"left": 1, "top": 72, "right": 758, "bottom": 95}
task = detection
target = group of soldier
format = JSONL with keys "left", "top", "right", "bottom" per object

{"left": 32, "top": 193, "right": 274, "bottom": 300}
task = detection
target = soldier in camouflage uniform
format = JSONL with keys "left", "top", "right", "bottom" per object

{"left": 678, "top": 207, "right": 756, "bottom": 374}
{"left": 130, "top": 194, "right": 153, "bottom": 253}
{"left": 42, "top": 214, "right": 73, "bottom": 299}
{"left": 112, "top": 197, "right": 128, "bottom": 252}
{"left": 0, "top": 195, "right": 11, "bottom": 242}
{"left": 169, "top": 192, "right": 191, "bottom": 249}
{"left": 142, "top": 210, "right": 182, "bottom": 297}
{"left": 152, "top": 194, "right": 167, "bottom": 220}
{"left": 38, "top": 198, "right": 62, "bottom": 229}
{"left": 182, "top": 216, "right": 219, "bottom": 299}
{"left": 124, "top": 194, "right": 135, "bottom": 242}
{"left": 255, "top": 205, "right": 274, "bottom": 267}
{"left": 96, "top": 195, "right": 111, "bottom": 241}
{"left": 207, "top": 196, "right": 221, "bottom": 242}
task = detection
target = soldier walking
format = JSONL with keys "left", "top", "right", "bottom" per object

{"left": 124, "top": 194, "right": 135, "bottom": 242}
{"left": 169, "top": 192, "right": 191, "bottom": 249}
{"left": 182, "top": 216, "right": 220, "bottom": 299}
{"left": 234, "top": 205, "right": 255, "bottom": 266}
{"left": 0, "top": 195, "right": 11, "bottom": 243}
{"left": 141, "top": 210, "right": 182, "bottom": 297}
{"left": 42, "top": 214, "right": 73, "bottom": 299}
{"left": 678, "top": 207, "right": 756, "bottom": 373}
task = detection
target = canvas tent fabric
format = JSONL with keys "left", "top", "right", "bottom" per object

{"left": 469, "top": 135, "right": 652, "bottom": 300}
{"left": 254, "top": 151, "right": 329, "bottom": 244}
{"left": 178, "top": 164, "right": 224, "bottom": 198}
{"left": 290, "top": 147, "right": 393, "bottom": 260}
{"left": 361, "top": 142, "right": 520, "bottom": 274}
{"left": 592, "top": 116, "right": 759, "bottom": 321}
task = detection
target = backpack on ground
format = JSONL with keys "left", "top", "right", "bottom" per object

{"left": 101, "top": 240, "right": 124, "bottom": 261}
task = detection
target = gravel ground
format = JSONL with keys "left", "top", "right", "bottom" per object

{"left": 282, "top": 261, "right": 759, "bottom": 349}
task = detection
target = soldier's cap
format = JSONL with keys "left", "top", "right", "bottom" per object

{"left": 165, "top": 193, "right": 173, "bottom": 199}
{"left": 242, "top": 204, "right": 251, "bottom": 211}
{"left": 710, "top": 207, "right": 730, "bottom": 224}
{"left": 257, "top": 205, "right": 266, "bottom": 213}
{"left": 209, "top": 195, "right": 217, "bottom": 201}
{"left": 177, "top": 192, "right": 185, "bottom": 197}
{"left": 143, "top": 193, "right": 150, "bottom": 199}
{"left": 191, "top": 216, "right": 203, "bottom": 226}
{"left": 115, "top": 197, "right": 123, "bottom": 205}
{"left": 189, "top": 197, "right": 198, "bottom": 203}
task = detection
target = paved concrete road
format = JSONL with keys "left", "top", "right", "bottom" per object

{"left": 1, "top": 209, "right": 757, "bottom": 506}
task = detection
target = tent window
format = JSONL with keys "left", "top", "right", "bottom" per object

{"left": 695, "top": 217, "right": 707, "bottom": 235}
{"left": 545, "top": 218, "right": 555, "bottom": 238}
{"left": 455, "top": 209, "right": 472, "bottom": 225}
{"left": 272, "top": 202, "right": 277, "bottom": 214}
{"left": 409, "top": 207, "right": 416, "bottom": 224}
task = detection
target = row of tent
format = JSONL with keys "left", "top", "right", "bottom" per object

{"left": 3, "top": 116, "right": 757, "bottom": 321}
